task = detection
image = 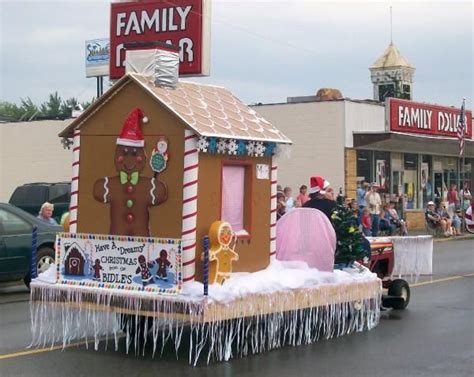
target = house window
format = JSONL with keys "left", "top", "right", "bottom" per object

{"left": 221, "top": 164, "right": 250, "bottom": 236}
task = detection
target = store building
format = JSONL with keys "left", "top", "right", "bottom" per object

{"left": 254, "top": 43, "right": 473, "bottom": 229}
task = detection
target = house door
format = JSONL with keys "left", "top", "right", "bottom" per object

{"left": 69, "top": 257, "right": 81, "bottom": 275}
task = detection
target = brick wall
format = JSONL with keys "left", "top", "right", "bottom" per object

{"left": 345, "top": 148, "right": 357, "bottom": 200}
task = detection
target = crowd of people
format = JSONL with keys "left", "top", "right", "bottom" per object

{"left": 277, "top": 178, "right": 408, "bottom": 237}
{"left": 425, "top": 182, "right": 472, "bottom": 237}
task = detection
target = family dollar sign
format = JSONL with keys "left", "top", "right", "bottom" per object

{"left": 110, "top": 0, "right": 210, "bottom": 79}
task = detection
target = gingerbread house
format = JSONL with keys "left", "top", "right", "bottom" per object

{"left": 63, "top": 242, "right": 86, "bottom": 276}
{"left": 59, "top": 73, "right": 291, "bottom": 283}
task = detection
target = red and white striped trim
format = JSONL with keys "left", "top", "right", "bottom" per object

{"left": 69, "top": 130, "right": 81, "bottom": 232}
{"left": 181, "top": 130, "right": 199, "bottom": 282}
{"left": 269, "top": 162, "right": 278, "bottom": 258}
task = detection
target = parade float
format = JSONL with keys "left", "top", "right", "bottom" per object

{"left": 28, "top": 0, "right": 383, "bottom": 365}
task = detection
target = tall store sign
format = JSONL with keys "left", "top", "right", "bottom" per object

{"left": 387, "top": 98, "right": 472, "bottom": 139}
{"left": 110, "top": 0, "right": 211, "bottom": 79}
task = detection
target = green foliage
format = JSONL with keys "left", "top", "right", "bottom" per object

{"left": 0, "top": 93, "right": 94, "bottom": 122}
{"left": 330, "top": 205, "right": 368, "bottom": 265}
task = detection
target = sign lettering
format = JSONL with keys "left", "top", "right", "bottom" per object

{"left": 388, "top": 98, "right": 472, "bottom": 139}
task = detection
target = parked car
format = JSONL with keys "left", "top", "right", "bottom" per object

{"left": 9, "top": 182, "right": 71, "bottom": 224}
{"left": 0, "top": 203, "right": 61, "bottom": 287}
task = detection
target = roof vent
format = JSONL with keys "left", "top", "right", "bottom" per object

{"left": 125, "top": 45, "right": 179, "bottom": 89}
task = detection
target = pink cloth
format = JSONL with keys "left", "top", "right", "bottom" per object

{"left": 276, "top": 208, "right": 336, "bottom": 272}
{"left": 221, "top": 165, "right": 245, "bottom": 231}
{"left": 296, "top": 193, "right": 309, "bottom": 206}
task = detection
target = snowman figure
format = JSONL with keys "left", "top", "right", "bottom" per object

{"left": 150, "top": 137, "right": 169, "bottom": 174}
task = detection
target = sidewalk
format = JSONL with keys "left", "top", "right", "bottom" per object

{"left": 408, "top": 229, "right": 474, "bottom": 243}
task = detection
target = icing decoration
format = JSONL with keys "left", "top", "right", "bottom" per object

{"left": 206, "top": 220, "right": 239, "bottom": 285}
{"left": 197, "top": 136, "right": 209, "bottom": 152}
{"left": 237, "top": 140, "right": 247, "bottom": 155}
{"left": 217, "top": 139, "right": 227, "bottom": 154}
{"left": 207, "top": 137, "right": 217, "bottom": 153}
{"left": 227, "top": 139, "right": 238, "bottom": 155}
{"left": 150, "top": 178, "right": 156, "bottom": 205}
{"left": 246, "top": 141, "right": 256, "bottom": 156}
{"left": 254, "top": 142, "right": 266, "bottom": 157}
{"left": 150, "top": 136, "right": 169, "bottom": 173}
{"left": 103, "top": 177, "right": 109, "bottom": 203}
{"left": 120, "top": 171, "right": 139, "bottom": 185}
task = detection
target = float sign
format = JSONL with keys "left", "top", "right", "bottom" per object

{"left": 85, "top": 38, "right": 110, "bottom": 77}
{"left": 110, "top": 0, "right": 210, "bottom": 79}
{"left": 387, "top": 98, "right": 472, "bottom": 139}
{"left": 56, "top": 233, "right": 182, "bottom": 295}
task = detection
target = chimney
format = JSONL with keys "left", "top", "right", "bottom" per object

{"left": 125, "top": 42, "right": 180, "bottom": 89}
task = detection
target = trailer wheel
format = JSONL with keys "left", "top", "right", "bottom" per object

{"left": 388, "top": 279, "right": 410, "bottom": 310}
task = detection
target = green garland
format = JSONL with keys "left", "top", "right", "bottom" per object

{"left": 330, "top": 205, "right": 368, "bottom": 265}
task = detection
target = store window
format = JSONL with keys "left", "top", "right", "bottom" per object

{"left": 356, "top": 150, "right": 373, "bottom": 183}
{"left": 374, "top": 151, "right": 390, "bottom": 196}
{"left": 421, "top": 155, "right": 433, "bottom": 208}
{"left": 403, "top": 153, "right": 418, "bottom": 209}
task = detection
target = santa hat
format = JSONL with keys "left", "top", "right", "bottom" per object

{"left": 308, "top": 175, "right": 330, "bottom": 195}
{"left": 116, "top": 108, "right": 149, "bottom": 147}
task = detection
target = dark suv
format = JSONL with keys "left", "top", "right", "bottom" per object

{"left": 9, "top": 182, "right": 71, "bottom": 224}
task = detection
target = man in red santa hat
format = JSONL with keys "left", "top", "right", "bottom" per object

{"left": 93, "top": 108, "right": 167, "bottom": 237}
{"left": 303, "top": 175, "right": 337, "bottom": 219}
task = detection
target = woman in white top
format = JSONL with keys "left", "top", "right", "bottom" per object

{"left": 460, "top": 182, "right": 472, "bottom": 211}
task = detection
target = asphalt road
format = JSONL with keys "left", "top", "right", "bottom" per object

{"left": 0, "top": 239, "right": 473, "bottom": 377}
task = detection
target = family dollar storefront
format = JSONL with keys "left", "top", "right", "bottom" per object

{"left": 351, "top": 98, "right": 473, "bottom": 229}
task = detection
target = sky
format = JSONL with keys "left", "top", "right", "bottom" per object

{"left": 0, "top": 0, "right": 472, "bottom": 108}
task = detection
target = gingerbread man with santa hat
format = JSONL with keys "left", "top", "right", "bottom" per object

{"left": 93, "top": 108, "right": 167, "bottom": 237}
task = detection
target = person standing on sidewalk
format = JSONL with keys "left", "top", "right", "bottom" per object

{"left": 357, "top": 180, "right": 369, "bottom": 224}
{"left": 366, "top": 185, "right": 382, "bottom": 236}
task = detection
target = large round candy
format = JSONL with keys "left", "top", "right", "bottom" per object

{"left": 150, "top": 152, "right": 166, "bottom": 173}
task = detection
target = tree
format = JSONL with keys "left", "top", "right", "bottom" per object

{"left": 40, "top": 92, "right": 63, "bottom": 118}
{"left": 60, "top": 97, "right": 79, "bottom": 118}
{"left": 20, "top": 97, "right": 39, "bottom": 120}
{"left": 0, "top": 101, "right": 23, "bottom": 121}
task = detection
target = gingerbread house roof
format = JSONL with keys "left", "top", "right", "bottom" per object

{"left": 60, "top": 73, "right": 291, "bottom": 144}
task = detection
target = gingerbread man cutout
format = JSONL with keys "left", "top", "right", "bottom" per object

{"left": 206, "top": 221, "right": 239, "bottom": 285}
{"left": 93, "top": 109, "right": 167, "bottom": 237}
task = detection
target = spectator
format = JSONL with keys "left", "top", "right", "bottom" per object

{"left": 357, "top": 180, "right": 369, "bottom": 223}
{"left": 436, "top": 201, "right": 453, "bottom": 236}
{"left": 303, "top": 175, "right": 337, "bottom": 220}
{"left": 365, "top": 184, "right": 382, "bottom": 236}
{"left": 387, "top": 201, "right": 408, "bottom": 236}
{"left": 37, "top": 202, "right": 59, "bottom": 225}
{"left": 460, "top": 182, "right": 472, "bottom": 211}
{"left": 336, "top": 187, "right": 344, "bottom": 205}
{"left": 284, "top": 186, "right": 296, "bottom": 211}
{"left": 447, "top": 184, "right": 459, "bottom": 217}
{"left": 276, "top": 191, "right": 286, "bottom": 220}
{"left": 361, "top": 208, "right": 372, "bottom": 237}
{"left": 296, "top": 185, "right": 309, "bottom": 207}
{"left": 380, "top": 204, "right": 396, "bottom": 235}
{"left": 425, "top": 201, "right": 450, "bottom": 236}
{"left": 452, "top": 208, "right": 462, "bottom": 236}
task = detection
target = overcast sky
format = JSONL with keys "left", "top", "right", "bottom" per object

{"left": 0, "top": 0, "right": 472, "bottom": 108}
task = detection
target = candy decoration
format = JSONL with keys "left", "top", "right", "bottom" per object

{"left": 126, "top": 200, "right": 133, "bottom": 208}
{"left": 246, "top": 141, "right": 256, "bottom": 156}
{"left": 181, "top": 130, "right": 199, "bottom": 282}
{"left": 254, "top": 142, "right": 266, "bottom": 157}
{"left": 69, "top": 129, "right": 80, "bottom": 233}
{"left": 126, "top": 214, "right": 134, "bottom": 223}
{"left": 217, "top": 139, "right": 227, "bottom": 154}
{"left": 270, "top": 163, "right": 278, "bottom": 258}
{"left": 207, "top": 137, "right": 217, "bottom": 153}
{"left": 227, "top": 139, "right": 238, "bottom": 155}
{"left": 197, "top": 136, "right": 209, "bottom": 152}
{"left": 203, "top": 235, "right": 209, "bottom": 296}
{"left": 126, "top": 185, "right": 133, "bottom": 194}
{"left": 31, "top": 227, "right": 38, "bottom": 279}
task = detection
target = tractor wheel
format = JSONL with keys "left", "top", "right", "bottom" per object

{"left": 388, "top": 279, "right": 410, "bottom": 310}
{"left": 24, "top": 246, "right": 55, "bottom": 288}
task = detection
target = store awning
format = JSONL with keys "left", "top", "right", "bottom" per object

{"left": 353, "top": 132, "right": 474, "bottom": 158}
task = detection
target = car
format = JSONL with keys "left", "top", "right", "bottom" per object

{"left": 9, "top": 182, "right": 71, "bottom": 224}
{"left": 0, "top": 203, "right": 62, "bottom": 287}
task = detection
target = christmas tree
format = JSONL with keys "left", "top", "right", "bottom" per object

{"left": 330, "top": 205, "right": 369, "bottom": 265}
